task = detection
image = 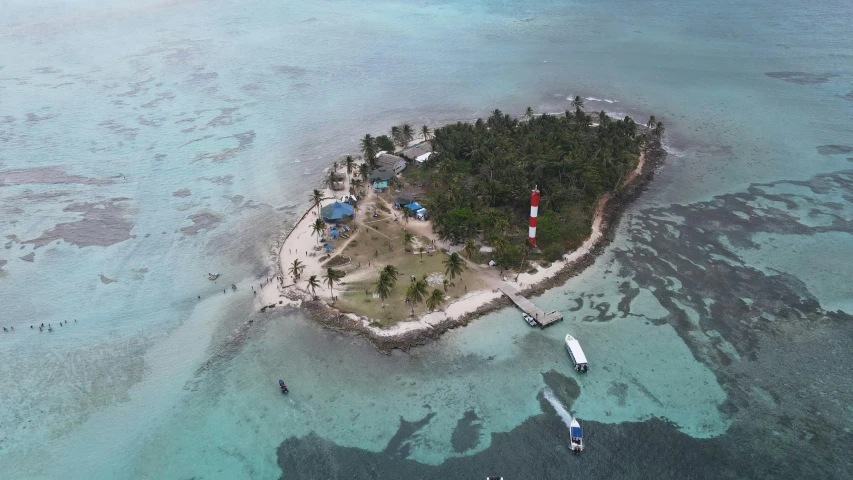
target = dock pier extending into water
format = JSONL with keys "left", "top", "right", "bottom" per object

{"left": 498, "top": 284, "right": 563, "bottom": 327}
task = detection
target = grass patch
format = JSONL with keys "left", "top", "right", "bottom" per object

{"left": 334, "top": 218, "right": 487, "bottom": 327}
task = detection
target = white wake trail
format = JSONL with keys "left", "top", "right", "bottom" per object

{"left": 543, "top": 388, "right": 573, "bottom": 430}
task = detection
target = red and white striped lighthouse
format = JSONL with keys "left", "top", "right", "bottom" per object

{"left": 529, "top": 186, "right": 540, "bottom": 248}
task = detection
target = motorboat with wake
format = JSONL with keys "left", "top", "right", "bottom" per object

{"left": 208, "top": 273, "right": 220, "bottom": 280}
{"left": 570, "top": 418, "right": 584, "bottom": 453}
{"left": 279, "top": 380, "right": 289, "bottom": 394}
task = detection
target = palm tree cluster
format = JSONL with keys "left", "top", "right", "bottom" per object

{"left": 390, "top": 124, "right": 415, "bottom": 149}
{"left": 326, "top": 168, "right": 343, "bottom": 189}
{"left": 413, "top": 107, "right": 661, "bottom": 264}
{"left": 372, "top": 263, "right": 448, "bottom": 314}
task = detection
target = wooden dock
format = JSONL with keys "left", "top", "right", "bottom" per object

{"left": 498, "top": 284, "right": 563, "bottom": 327}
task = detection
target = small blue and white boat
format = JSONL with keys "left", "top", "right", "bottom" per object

{"left": 570, "top": 418, "right": 584, "bottom": 453}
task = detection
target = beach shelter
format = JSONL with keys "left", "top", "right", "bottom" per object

{"left": 329, "top": 229, "right": 339, "bottom": 239}
{"left": 372, "top": 180, "right": 389, "bottom": 192}
{"left": 403, "top": 202, "right": 422, "bottom": 215}
{"left": 394, "top": 194, "right": 416, "bottom": 209}
{"left": 324, "top": 243, "right": 334, "bottom": 253}
{"left": 320, "top": 201, "right": 354, "bottom": 222}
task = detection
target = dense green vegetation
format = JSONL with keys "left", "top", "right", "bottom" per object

{"left": 408, "top": 106, "right": 660, "bottom": 265}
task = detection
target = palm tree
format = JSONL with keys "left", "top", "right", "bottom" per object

{"left": 375, "top": 271, "right": 392, "bottom": 307}
{"left": 443, "top": 252, "right": 465, "bottom": 282}
{"left": 525, "top": 106, "right": 533, "bottom": 120}
{"left": 289, "top": 259, "right": 305, "bottom": 279}
{"left": 442, "top": 278, "right": 450, "bottom": 292}
{"left": 323, "top": 268, "right": 345, "bottom": 299}
{"left": 359, "top": 164, "right": 369, "bottom": 183}
{"left": 493, "top": 236, "right": 510, "bottom": 260}
{"left": 598, "top": 111, "right": 608, "bottom": 126}
{"left": 306, "top": 275, "right": 321, "bottom": 298}
{"left": 624, "top": 116, "right": 637, "bottom": 137}
{"left": 426, "top": 288, "right": 445, "bottom": 312}
{"left": 646, "top": 115, "right": 656, "bottom": 130}
{"left": 463, "top": 239, "right": 478, "bottom": 259}
{"left": 406, "top": 279, "right": 428, "bottom": 315}
{"left": 381, "top": 264, "right": 399, "bottom": 285}
{"left": 390, "top": 126, "right": 402, "bottom": 148}
{"left": 418, "top": 246, "right": 426, "bottom": 262}
{"left": 402, "top": 230, "right": 414, "bottom": 251}
{"left": 332, "top": 161, "right": 338, "bottom": 172}
{"left": 402, "top": 124, "right": 414, "bottom": 146}
{"left": 571, "top": 95, "right": 584, "bottom": 113}
{"left": 311, "top": 218, "right": 326, "bottom": 244}
{"left": 310, "top": 189, "right": 324, "bottom": 214}
{"left": 421, "top": 125, "right": 431, "bottom": 142}
{"left": 360, "top": 134, "right": 377, "bottom": 166}
{"left": 401, "top": 206, "right": 411, "bottom": 224}
{"left": 326, "top": 169, "right": 339, "bottom": 189}
{"left": 345, "top": 155, "right": 355, "bottom": 179}
{"left": 654, "top": 121, "right": 665, "bottom": 138}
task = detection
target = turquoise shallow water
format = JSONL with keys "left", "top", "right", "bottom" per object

{"left": 1, "top": 0, "right": 852, "bottom": 478}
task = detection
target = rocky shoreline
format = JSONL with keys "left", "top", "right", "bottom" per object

{"left": 268, "top": 140, "right": 666, "bottom": 354}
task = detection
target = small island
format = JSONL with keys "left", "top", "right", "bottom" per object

{"left": 260, "top": 100, "right": 666, "bottom": 352}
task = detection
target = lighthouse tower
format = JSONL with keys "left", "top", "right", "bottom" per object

{"left": 529, "top": 186, "right": 540, "bottom": 248}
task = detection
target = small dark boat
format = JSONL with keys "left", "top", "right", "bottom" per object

{"left": 279, "top": 380, "right": 289, "bottom": 394}
{"left": 208, "top": 273, "right": 220, "bottom": 280}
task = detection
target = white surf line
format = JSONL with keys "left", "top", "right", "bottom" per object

{"left": 543, "top": 388, "right": 574, "bottom": 431}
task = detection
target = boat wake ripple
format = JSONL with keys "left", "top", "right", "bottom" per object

{"left": 543, "top": 388, "right": 573, "bottom": 430}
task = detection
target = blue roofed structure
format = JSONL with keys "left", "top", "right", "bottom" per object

{"left": 320, "top": 201, "right": 354, "bottom": 221}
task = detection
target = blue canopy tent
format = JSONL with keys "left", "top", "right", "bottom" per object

{"left": 403, "top": 202, "right": 422, "bottom": 215}
{"left": 329, "top": 229, "right": 339, "bottom": 239}
{"left": 323, "top": 243, "right": 334, "bottom": 253}
{"left": 321, "top": 201, "right": 354, "bottom": 221}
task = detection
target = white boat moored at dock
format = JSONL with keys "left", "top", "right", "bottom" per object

{"left": 565, "top": 334, "right": 588, "bottom": 372}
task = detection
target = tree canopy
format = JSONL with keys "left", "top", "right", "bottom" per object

{"left": 412, "top": 109, "right": 654, "bottom": 264}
